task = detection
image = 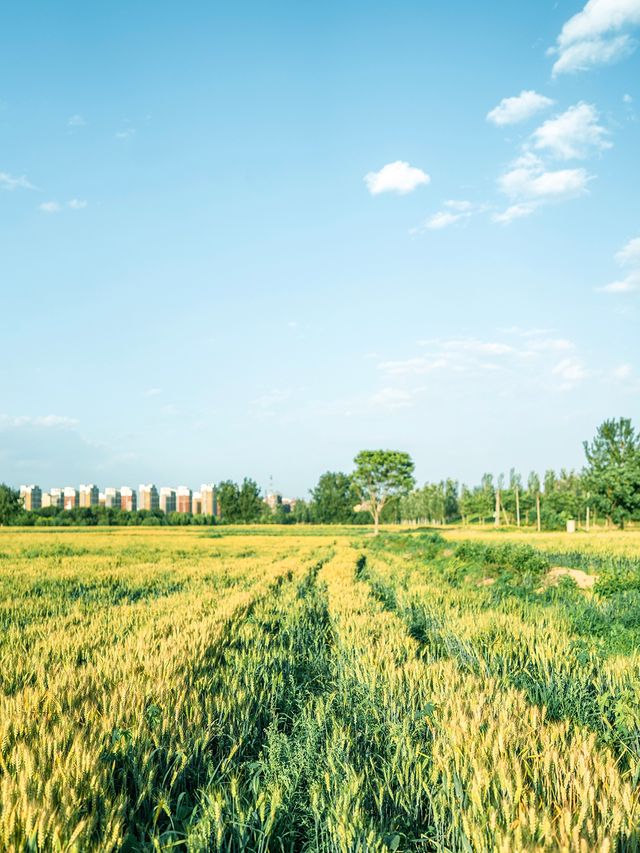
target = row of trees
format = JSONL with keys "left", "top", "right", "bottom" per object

{"left": 306, "top": 419, "right": 640, "bottom": 531}
{"left": 2, "top": 418, "right": 639, "bottom": 530}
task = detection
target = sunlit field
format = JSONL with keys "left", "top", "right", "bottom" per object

{"left": 441, "top": 524, "right": 640, "bottom": 557}
{"left": 1, "top": 525, "right": 639, "bottom": 851}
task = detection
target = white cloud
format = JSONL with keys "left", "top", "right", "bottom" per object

{"left": 374, "top": 333, "right": 606, "bottom": 400}
{"left": 116, "top": 128, "right": 136, "bottom": 140}
{"left": 0, "top": 414, "right": 78, "bottom": 429}
{"left": 445, "top": 199, "right": 474, "bottom": 212}
{"left": 492, "top": 203, "right": 539, "bottom": 224}
{"left": 623, "top": 93, "right": 634, "bottom": 103}
{"left": 68, "top": 198, "right": 87, "bottom": 210}
{"left": 0, "top": 172, "right": 35, "bottom": 191}
{"left": 487, "top": 90, "right": 554, "bottom": 126}
{"left": 424, "top": 210, "right": 464, "bottom": 230}
{"left": 599, "top": 234, "right": 640, "bottom": 292}
{"left": 552, "top": 34, "right": 635, "bottom": 74}
{"left": 532, "top": 103, "right": 611, "bottom": 160}
{"left": 413, "top": 200, "right": 482, "bottom": 232}
{"left": 599, "top": 274, "right": 640, "bottom": 292}
{"left": 364, "top": 160, "right": 430, "bottom": 195}
{"left": 612, "top": 363, "right": 633, "bottom": 379}
{"left": 550, "top": 0, "right": 640, "bottom": 75}
{"left": 39, "top": 201, "right": 62, "bottom": 214}
{"left": 528, "top": 337, "right": 575, "bottom": 352}
{"left": 498, "top": 153, "right": 590, "bottom": 201}
{"left": 552, "top": 357, "right": 590, "bottom": 387}
{"left": 615, "top": 235, "right": 640, "bottom": 266}
{"left": 68, "top": 114, "right": 86, "bottom": 127}
{"left": 144, "top": 388, "right": 162, "bottom": 397}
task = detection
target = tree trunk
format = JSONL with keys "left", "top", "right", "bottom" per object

{"left": 586, "top": 506, "right": 590, "bottom": 532}
{"left": 374, "top": 508, "right": 380, "bottom": 535}
{"left": 516, "top": 487, "right": 520, "bottom": 528}
{"left": 495, "top": 490, "right": 500, "bottom": 528}
{"left": 536, "top": 492, "right": 541, "bottom": 532}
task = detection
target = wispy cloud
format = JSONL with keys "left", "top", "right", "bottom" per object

{"left": 598, "top": 234, "right": 640, "bottom": 293}
{"left": 116, "top": 128, "right": 136, "bottom": 140}
{"left": 377, "top": 331, "right": 593, "bottom": 397}
{"left": 0, "top": 172, "right": 36, "bottom": 191}
{"left": 67, "top": 114, "right": 86, "bottom": 127}
{"left": 490, "top": 101, "right": 608, "bottom": 224}
{"left": 615, "top": 236, "right": 640, "bottom": 266}
{"left": 0, "top": 414, "right": 78, "bottom": 429}
{"left": 552, "top": 357, "right": 591, "bottom": 389}
{"left": 493, "top": 152, "right": 590, "bottom": 223}
{"left": 487, "top": 90, "right": 554, "bottom": 126}
{"left": 364, "top": 160, "right": 430, "bottom": 195}
{"left": 144, "top": 388, "right": 162, "bottom": 397}
{"left": 532, "top": 103, "right": 611, "bottom": 160}
{"left": 412, "top": 200, "right": 484, "bottom": 233}
{"left": 39, "top": 199, "right": 88, "bottom": 214}
{"left": 549, "top": 0, "right": 640, "bottom": 76}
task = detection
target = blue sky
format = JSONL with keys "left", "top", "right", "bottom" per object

{"left": 1, "top": 0, "right": 639, "bottom": 496}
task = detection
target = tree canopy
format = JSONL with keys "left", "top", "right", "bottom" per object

{"left": 0, "top": 484, "right": 21, "bottom": 526}
{"left": 583, "top": 418, "right": 640, "bottom": 528}
{"left": 310, "top": 471, "right": 359, "bottom": 523}
{"left": 352, "top": 450, "right": 415, "bottom": 533}
{"left": 217, "top": 478, "right": 263, "bottom": 523}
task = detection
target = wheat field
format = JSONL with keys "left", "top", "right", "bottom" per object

{"left": 0, "top": 525, "right": 639, "bottom": 851}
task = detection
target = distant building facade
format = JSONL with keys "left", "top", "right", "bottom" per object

{"left": 104, "top": 488, "right": 121, "bottom": 509}
{"left": 45, "top": 488, "right": 64, "bottom": 509}
{"left": 63, "top": 487, "right": 79, "bottom": 510}
{"left": 139, "top": 484, "right": 159, "bottom": 512}
{"left": 201, "top": 484, "right": 220, "bottom": 517}
{"left": 20, "top": 485, "right": 42, "bottom": 511}
{"left": 79, "top": 484, "right": 99, "bottom": 508}
{"left": 121, "top": 487, "right": 137, "bottom": 512}
{"left": 176, "top": 486, "right": 192, "bottom": 514}
{"left": 159, "top": 487, "right": 176, "bottom": 514}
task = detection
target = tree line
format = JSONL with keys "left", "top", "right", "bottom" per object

{"left": 1, "top": 418, "right": 639, "bottom": 530}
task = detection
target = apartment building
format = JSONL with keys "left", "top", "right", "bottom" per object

{"left": 79, "top": 484, "right": 99, "bottom": 508}
{"left": 19, "top": 484, "right": 42, "bottom": 511}
{"left": 159, "top": 487, "right": 176, "bottom": 514}
{"left": 201, "top": 484, "right": 220, "bottom": 517}
{"left": 44, "top": 488, "right": 64, "bottom": 509}
{"left": 192, "top": 491, "right": 202, "bottom": 514}
{"left": 63, "top": 487, "right": 79, "bottom": 510}
{"left": 121, "top": 487, "right": 137, "bottom": 512}
{"left": 176, "top": 486, "right": 192, "bottom": 514}
{"left": 104, "top": 487, "right": 121, "bottom": 509}
{"left": 139, "top": 484, "right": 159, "bottom": 512}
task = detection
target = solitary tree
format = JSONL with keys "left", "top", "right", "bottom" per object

{"left": 0, "top": 484, "right": 21, "bottom": 526}
{"left": 583, "top": 418, "right": 640, "bottom": 529}
{"left": 352, "top": 450, "right": 415, "bottom": 534}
